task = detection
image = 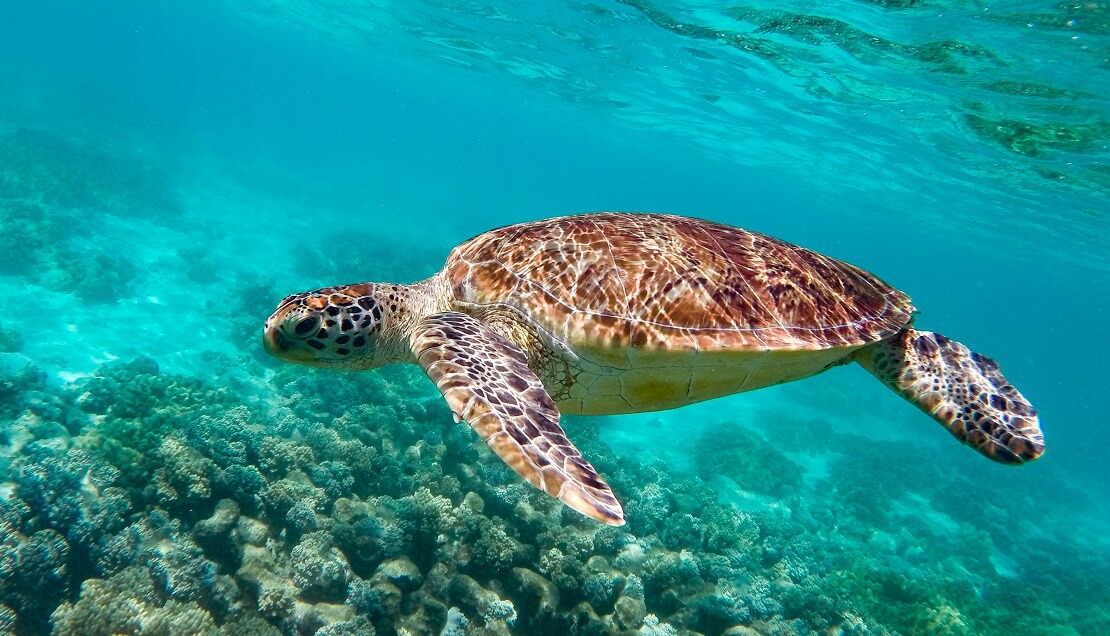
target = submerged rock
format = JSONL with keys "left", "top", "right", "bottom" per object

{"left": 508, "top": 567, "right": 559, "bottom": 618}
{"left": 374, "top": 556, "right": 423, "bottom": 592}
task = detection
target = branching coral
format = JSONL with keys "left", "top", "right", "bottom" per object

{"left": 146, "top": 535, "right": 218, "bottom": 605}
{"left": 264, "top": 471, "right": 328, "bottom": 524}
{"left": 215, "top": 465, "right": 268, "bottom": 516}
{"left": 154, "top": 437, "right": 218, "bottom": 510}
{"left": 258, "top": 436, "right": 316, "bottom": 478}
{"left": 331, "top": 497, "right": 405, "bottom": 573}
{"left": 290, "top": 531, "right": 352, "bottom": 601}
{"left": 0, "top": 529, "right": 69, "bottom": 626}
{"left": 694, "top": 423, "right": 805, "bottom": 498}
{"left": 51, "top": 566, "right": 219, "bottom": 636}
{"left": 78, "top": 357, "right": 233, "bottom": 425}
{"left": 0, "top": 360, "right": 47, "bottom": 424}
{"left": 467, "top": 516, "right": 528, "bottom": 574}
{"left": 1, "top": 320, "right": 1101, "bottom": 636}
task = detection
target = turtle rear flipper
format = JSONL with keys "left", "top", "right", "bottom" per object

{"left": 856, "top": 329, "right": 1044, "bottom": 463}
{"left": 411, "top": 311, "right": 625, "bottom": 525}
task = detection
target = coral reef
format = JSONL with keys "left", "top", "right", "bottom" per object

{"left": 0, "top": 199, "right": 136, "bottom": 303}
{"left": 0, "top": 325, "right": 19, "bottom": 354}
{"left": 0, "top": 128, "right": 179, "bottom": 219}
{"left": 0, "top": 351, "right": 1104, "bottom": 636}
{"left": 0, "top": 129, "right": 195, "bottom": 304}
{"left": 693, "top": 424, "right": 804, "bottom": 499}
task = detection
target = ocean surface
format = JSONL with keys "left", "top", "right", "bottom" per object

{"left": 0, "top": 1, "right": 1106, "bottom": 634}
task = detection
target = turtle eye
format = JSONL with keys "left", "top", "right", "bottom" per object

{"left": 293, "top": 315, "right": 320, "bottom": 337}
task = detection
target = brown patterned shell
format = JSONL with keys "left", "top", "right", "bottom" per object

{"left": 443, "top": 213, "right": 914, "bottom": 355}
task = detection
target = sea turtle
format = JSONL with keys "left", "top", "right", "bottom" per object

{"left": 263, "top": 213, "right": 1043, "bottom": 525}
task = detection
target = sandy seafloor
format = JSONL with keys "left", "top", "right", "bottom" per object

{"left": 0, "top": 1, "right": 1107, "bottom": 635}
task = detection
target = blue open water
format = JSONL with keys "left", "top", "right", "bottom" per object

{"left": 0, "top": 1, "right": 1106, "bottom": 634}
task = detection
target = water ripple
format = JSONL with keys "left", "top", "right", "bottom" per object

{"left": 222, "top": 0, "right": 1109, "bottom": 267}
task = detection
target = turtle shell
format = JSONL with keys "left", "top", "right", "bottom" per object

{"left": 443, "top": 213, "right": 913, "bottom": 357}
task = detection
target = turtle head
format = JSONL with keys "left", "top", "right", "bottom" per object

{"left": 263, "top": 284, "right": 386, "bottom": 370}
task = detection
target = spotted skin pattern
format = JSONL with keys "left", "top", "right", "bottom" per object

{"left": 263, "top": 282, "right": 429, "bottom": 370}
{"left": 856, "top": 329, "right": 1044, "bottom": 463}
{"left": 265, "top": 212, "right": 1046, "bottom": 525}
{"left": 411, "top": 311, "right": 624, "bottom": 524}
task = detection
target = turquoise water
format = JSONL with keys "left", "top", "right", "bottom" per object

{"left": 0, "top": 0, "right": 1107, "bottom": 634}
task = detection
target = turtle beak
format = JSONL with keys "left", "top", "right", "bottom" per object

{"left": 263, "top": 324, "right": 324, "bottom": 365}
{"left": 262, "top": 327, "right": 290, "bottom": 356}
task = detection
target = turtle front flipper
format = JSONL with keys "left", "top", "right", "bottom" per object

{"left": 856, "top": 328, "right": 1044, "bottom": 463}
{"left": 411, "top": 311, "right": 625, "bottom": 525}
